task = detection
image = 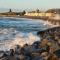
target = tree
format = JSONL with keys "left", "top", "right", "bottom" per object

{"left": 36, "top": 9, "right": 40, "bottom": 13}
{"left": 22, "top": 10, "right": 26, "bottom": 15}
{"left": 9, "top": 9, "right": 12, "bottom": 12}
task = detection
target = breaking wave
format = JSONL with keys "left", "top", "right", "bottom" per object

{"left": 0, "top": 28, "right": 40, "bottom": 51}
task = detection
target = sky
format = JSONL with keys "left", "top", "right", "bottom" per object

{"left": 0, "top": 0, "right": 60, "bottom": 12}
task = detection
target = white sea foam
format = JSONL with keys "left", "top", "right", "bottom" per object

{"left": 43, "top": 20, "right": 58, "bottom": 28}
{"left": 0, "top": 28, "right": 40, "bottom": 51}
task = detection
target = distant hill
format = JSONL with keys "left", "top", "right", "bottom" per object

{"left": 45, "top": 9, "right": 60, "bottom": 14}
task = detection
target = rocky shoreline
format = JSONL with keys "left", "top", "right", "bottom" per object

{"left": 0, "top": 26, "right": 60, "bottom": 60}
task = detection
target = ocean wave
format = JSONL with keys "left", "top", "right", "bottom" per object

{"left": 0, "top": 28, "right": 40, "bottom": 51}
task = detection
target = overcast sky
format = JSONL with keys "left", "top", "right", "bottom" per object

{"left": 0, "top": 0, "right": 60, "bottom": 11}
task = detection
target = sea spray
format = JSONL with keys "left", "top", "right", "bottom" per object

{"left": 0, "top": 32, "right": 40, "bottom": 51}
{"left": 14, "top": 32, "right": 40, "bottom": 46}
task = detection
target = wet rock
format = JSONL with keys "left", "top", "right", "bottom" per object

{"left": 54, "top": 49, "right": 60, "bottom": 58}
{"left": 47, "top": 54, "right": 58, "bottom": 60}
{"left": 15, "top": 54, "right": 25, "bottom": 60}
{"left": 10, "top": 49, "right": 14, "bottom": 56}
{"left": 15, "top": 45, "right": 21, "bottom": 55}
{"left": 0, "top": 51, "right": 4, "bottom": 58}
{"left": 40, "top": 52, "right": 49, "bottom": 60}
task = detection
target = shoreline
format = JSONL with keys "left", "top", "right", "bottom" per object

{"left": 0, "top": 15, "right": 47, "bottom": 20}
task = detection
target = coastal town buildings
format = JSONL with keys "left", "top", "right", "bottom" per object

{"left": 45, "top": 13, "right": 54, "bottom": 17}
{"left": 24, "top": 11, "right": 54, "bottom": 18}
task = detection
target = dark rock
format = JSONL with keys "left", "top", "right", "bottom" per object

{"left": 54, "top": 49, "right": 60, "bottom": 58}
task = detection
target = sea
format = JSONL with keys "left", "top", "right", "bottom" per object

{"left": 0, "top": 17, "right": 53, "bottom": 51}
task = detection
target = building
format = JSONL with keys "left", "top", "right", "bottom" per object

{"left": 25, "top": 12, "right": 54, "bottom": 18}
{"left": 45, "top": 13, "right": 54, "bottom": 17}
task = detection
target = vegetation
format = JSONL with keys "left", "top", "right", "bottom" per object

{"left": 9, "top": 9, "right": 12, "bottom": 12}
{"left": 0, "top": 9, "right": 26, "bottom": 16}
